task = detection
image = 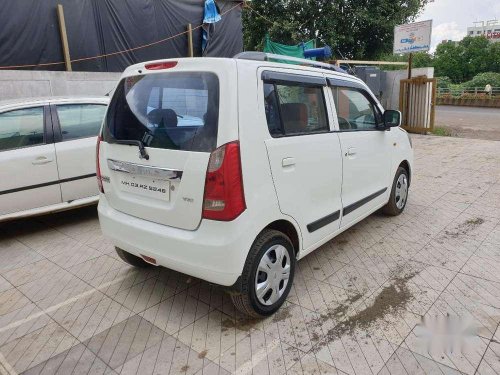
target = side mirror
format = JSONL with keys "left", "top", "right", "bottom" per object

{"left": 383, "top": 110, "right": 401, "bottom": 128}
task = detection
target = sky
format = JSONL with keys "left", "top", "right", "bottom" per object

{"left": 416, "top": 0, "right": 500, "bottom": 51}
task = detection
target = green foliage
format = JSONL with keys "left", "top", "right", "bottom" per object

{"left": 432, "top": 127, "right": 452, "bottom": 137}
{"left": 379, "top": 52, "right": 432, "bottom": 70}
{"left": 243, "top": 0, "right": 430, "bottom": 60}
{"left": 461, "top": 72, "right": 500, "bottom": 88}
{"left": 381, "top": 37, "right": 500, "bottom": 83}
{"left": 436, "top": 76, "right": 452, "bottom": 89}
{"left": 433, "top": 41, "right": 465, "bottom": 82}
{"left": 433, "top": 36, "right": 500, "bottom": 83}
{"left": 243, "top": 3, "right": 500, "bottom": 84}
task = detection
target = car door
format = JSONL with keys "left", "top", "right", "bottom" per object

{"left": 51, "top": 102, "right": 108, "bottom": 202}
{"left": 0, "top": 105, "right": 62, "bottom": 216}
{"left": 329, "top": 79, "right": 392, "bottom": 228}
{"left": 261, "top": 69, "right": 343, "bottom": 251}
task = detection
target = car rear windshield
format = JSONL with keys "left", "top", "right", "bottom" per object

{"left": 104, "top": 72, "right": 219, "bottom": 152}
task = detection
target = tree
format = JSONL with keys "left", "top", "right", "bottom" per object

{"left": 433, "top": 41, "right": 464, "bottom": 83}
{"left": 460, "top": 36, "right": 492, "bottom": 79}
{"left": 379, "top": 51, "right": 432, "bottom": 70}
{"left": 432, "top": 36, "right": 500, "bottom": 82}
{"left": 243, "top": 0, "right": 430, "bottom": 60}
{"left": 490, "top": 42, "right": 500, "bottom": 73}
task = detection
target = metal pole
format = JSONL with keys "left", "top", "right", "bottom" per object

{"left": 57, "top": 4, "right": 72, "bottom": 71}
{"left": 187, "top": 23, "right": 194, "bottom": 57}
{"left": 407, "top": 52, "right": 413, "bottom": 79}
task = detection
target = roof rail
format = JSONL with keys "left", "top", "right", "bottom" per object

{"left": 233, "top": 51, "right": 347, "bottom": 73}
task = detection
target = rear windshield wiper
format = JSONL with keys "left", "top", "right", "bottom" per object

{"left": 114, "top": 139, "right": 150, "bottom": 160}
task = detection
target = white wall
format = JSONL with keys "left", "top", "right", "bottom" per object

{"left": 0, "top": 70, "right": 121, "bottom": 100}
{"left": 381, "top": 67, "right": 434, "bottom": 110}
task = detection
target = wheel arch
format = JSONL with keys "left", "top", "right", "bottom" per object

{"left": 263, "top": 219, "right": 301, "bottom": 257}
{"left": 398, "top": 160, "right": 411, "bottom": 185}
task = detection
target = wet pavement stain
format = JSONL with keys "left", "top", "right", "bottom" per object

{"left": 221, "top": 317, "right": 260, "bottom": 332}
{"left": 314, "top": 270, "right": 419, "bottom": 348}
{"left": 272, "top": 305, "right": 293, "bottom": 323}
{"left": 445, "top": 217, "right": 484, "bottom": 238}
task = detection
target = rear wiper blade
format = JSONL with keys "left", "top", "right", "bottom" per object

{"left": 114, "top": 139, "right": 150, "bottom": 160}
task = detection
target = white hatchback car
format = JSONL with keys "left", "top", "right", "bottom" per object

{"left": 97, "top": 53, "right": 413, "bottom": 317}
{"left": 0, "top": 97, "right": 109, "bottom": 222}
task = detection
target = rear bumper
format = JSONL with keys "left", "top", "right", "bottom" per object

{"left": 98, "top": 195, "right": 247, "bottom": 286}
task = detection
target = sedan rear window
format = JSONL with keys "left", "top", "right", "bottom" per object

{"left": 104, "top": 72, "right": 219, "bottom": 152}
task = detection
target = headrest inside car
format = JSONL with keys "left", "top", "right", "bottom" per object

{"left": 281, "top": 103, "right": 308, "bottom": 133}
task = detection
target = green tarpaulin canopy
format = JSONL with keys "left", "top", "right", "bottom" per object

{"left": 263, "top": 34, "right": 316, "bottom": 62}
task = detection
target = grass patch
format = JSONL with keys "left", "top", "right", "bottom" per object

{"left": 432, "top": 127, "right": 452, "bottom": 137}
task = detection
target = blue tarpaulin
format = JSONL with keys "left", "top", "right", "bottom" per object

{"left": 202, "top": 0, "right": 221, "bottom": 54}
{"left": 203, "top": 0, "right": 221, "bottom": 23}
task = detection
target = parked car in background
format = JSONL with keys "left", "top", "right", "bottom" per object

{"left": 0, "top": 97, "right": 109, "bottom": 222}
{"left": 97, "top": 54, "right": 413, "bottom": 317}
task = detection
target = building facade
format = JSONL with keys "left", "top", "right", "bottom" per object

{"left": 467, "top": 20, "right": 500, "bottom": 43}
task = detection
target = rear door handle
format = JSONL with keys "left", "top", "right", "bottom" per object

{"left": 282, "top": 157, "right": 295, "bottom": 167}
{"left": 32, "top": 156, "right": 53, "bottom": 165}
{"left": 346, "top": 148, "right": 357, "bottom": 157}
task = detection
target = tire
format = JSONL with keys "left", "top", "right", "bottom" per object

{"left": 382, "top": 167, "right": 409, "bottom": 216}
{"left": 115, "top": 247, "right": 152, "bottom": 268}
{"left": 230, "top": 229, "right": 296, "bottom": 318}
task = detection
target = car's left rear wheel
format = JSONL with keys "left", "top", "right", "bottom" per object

{"left": 230, "top": 229, "right": 295, "bottom": 317}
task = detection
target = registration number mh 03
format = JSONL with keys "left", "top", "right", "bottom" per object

{"left": 120, "top": 176, "right": 170, "bottom": 200}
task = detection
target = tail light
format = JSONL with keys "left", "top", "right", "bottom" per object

{"left": 96, "top": 135, "right": 104, "bottom": 193}
{"left": 202, "top": 142, "right": 246, "bottom": 221}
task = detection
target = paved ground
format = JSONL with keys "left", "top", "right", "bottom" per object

{"left": 435, "top": 105, "right": 500, "bottom": 141}
{"left": 1, "top": 135, "right": 500, "bottom": 375}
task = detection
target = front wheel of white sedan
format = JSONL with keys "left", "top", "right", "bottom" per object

{"left": 230, "top": 230, "right": 295, "bottom": 318}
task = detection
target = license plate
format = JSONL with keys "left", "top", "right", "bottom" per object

{"left": 119, "top": 175, "right": 170, "bottom": 200}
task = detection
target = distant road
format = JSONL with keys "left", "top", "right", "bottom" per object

{"left": 435, "top": 105, "right": 500, "bottom": 141}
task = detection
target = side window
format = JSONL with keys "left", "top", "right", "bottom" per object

{"left": 332, "top": 87, "right": 382, "bottom": 131}
{"left": 0, "top": 107, "right": 45, "bottom": 151}
{"left": 264, "top": 82, "right": 328, "bottom": 136}
{"left": 56, "top": 104, "right": 107, "bottom": 141}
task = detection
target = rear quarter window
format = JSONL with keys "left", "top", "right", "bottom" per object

{"left": 104, "top": 72, "right": 219, "bottom": 152}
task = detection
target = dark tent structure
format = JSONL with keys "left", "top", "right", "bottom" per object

{"left": 0, "top": 0, "right": 243, "bottom": 72}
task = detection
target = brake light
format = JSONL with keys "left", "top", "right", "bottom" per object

{"left": 202, "top": 142, "right": 246, "bottom": 221}
{"left": 96, "top": 135, "right": 104, "bottom": 193}
{"left": 145, "top": 61, "right": 178, "bottom": 70}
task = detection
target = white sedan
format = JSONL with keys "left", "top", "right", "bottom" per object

{"left": 0, "top": 96, "right": 109, "bottom": 222}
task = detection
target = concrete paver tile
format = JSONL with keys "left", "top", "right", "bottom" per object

{"left": 84, "top": 314, "right": 164, "bottom": 371}
{"left": 0, "top": 301, "right": 52, "bottom": 347}
{"left": 0, "top": 239, "right": 44, "bottom": 274}
{"left": 2, "top": 259, "right": 63, "bottom": 288}
{"left": 0, "top": 321, "right": 78, "bottom": 373}
{"left": 23, "top": 342, "right": 115, "bottom": 375}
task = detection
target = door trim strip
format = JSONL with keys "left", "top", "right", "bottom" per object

{"left": 307, "top": 210, "right": 340, "bottom": 233}
{"left": 342, "top": 187, "right": 388, "bottom": 217}
{"left": 0, "top": 174, "right": 96, "bottom": 196}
